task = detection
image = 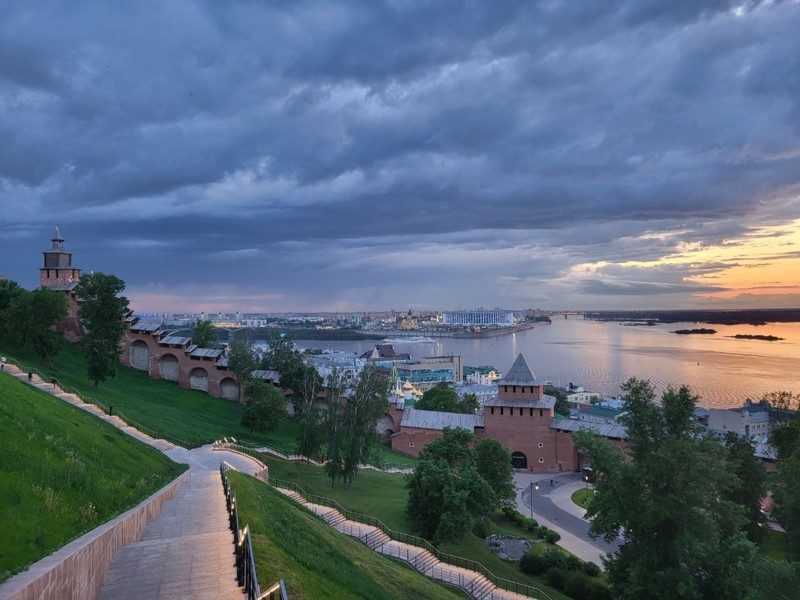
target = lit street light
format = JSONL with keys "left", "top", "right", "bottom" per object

{"left": 529, "top": 481, "right": 539, "bottom": 519}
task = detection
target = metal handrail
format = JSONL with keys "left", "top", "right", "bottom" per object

{"left": 222, "top": 462, "right": 291, "bottom": 600}
{"left": 267, "top": 477, "right": 552, "bottom": 600}
{"left": 230, "top": 440, "right": 414, "bottom": 474}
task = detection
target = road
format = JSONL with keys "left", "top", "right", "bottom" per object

{"left": 514, "top": 472, "right": 622, "bottom": 566}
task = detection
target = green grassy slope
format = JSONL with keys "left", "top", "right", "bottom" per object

{"left": 1, "top": 342, "right": 282, "bottom": 448}
{"left": 227, "top": 471, "right": 464, "bottom": 600}
{"left": 0, "top": 374, "right": 187, "bottom": 582}
{"left": 260, "top": 455, "right": 572, "bottom": 600}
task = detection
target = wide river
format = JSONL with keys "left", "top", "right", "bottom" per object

{"left": 297, "top": 318, "right": 800, "bottom": 410}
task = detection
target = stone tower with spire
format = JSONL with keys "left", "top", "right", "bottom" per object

{"left": 40, "top": 227, "right": 81, "bottom": 289}
{"left": 40, "top": 227, "right": 84, "bottom": 340}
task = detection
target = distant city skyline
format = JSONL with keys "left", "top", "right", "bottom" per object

{"left": 1, "top": 2, "right": 799, "bottom": 313}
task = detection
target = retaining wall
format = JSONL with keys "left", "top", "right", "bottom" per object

{"left": 0, "top": 471, "right": 190, "bottom": 600}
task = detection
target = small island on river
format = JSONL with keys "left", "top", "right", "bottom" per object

{"left": 672, "top": 328, "right": 717, "bottom": 335}
{"left": 729, "top": 334, "right": 784, "bottom": 341}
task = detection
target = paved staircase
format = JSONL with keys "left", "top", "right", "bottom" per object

{"left": 275, "top": 488, "right": 534, "bottom": 600}
{"left": 97, "top": 472, "right": 244, "bottom": 600}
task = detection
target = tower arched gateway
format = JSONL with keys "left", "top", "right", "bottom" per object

{"left": 511, "top": 452, "right": 528, "bottom": 469}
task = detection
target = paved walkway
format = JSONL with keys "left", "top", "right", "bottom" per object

{"left": 274, "top": 487, "right": 538, "bottom": 600}
{"left": 97, "top": 472, "right": 243, "bottom": 600}
{"left": 514, "top": 472, "right": 622, "bottom": 567}
{"left": 1, "top": 362, "right": 269, "bottom": 599}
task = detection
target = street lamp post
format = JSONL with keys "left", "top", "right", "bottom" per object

{"left": 529, "top": 481, "right": 539, "bottom": 519}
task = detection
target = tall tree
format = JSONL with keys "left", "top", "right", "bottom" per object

{"left": 416, "top": 382, "right": 477, "bottom": 413}
{"left": 294, "top": 364, "right": 324, "bottom": 460}
{"left": 3, "top": 288, "right": 67, "bottom": 363}
{"left": 405, "top": 427, "right": 496, "bottom": 543}
{"left": 575, "top": 378, "right": 757, "bottom": 599}
{"left": 226, "top": 340, "right": 257, "bottom": 402}
{"left": 722, "top": 432, "right": 767, "bottom": 543}
{"left": 325, "top": 365, "right": 388, "bottom": 488}
{"left": 475, "top": 438, "right": 516, "bottom": 508}
{"left": 191, "top": 319, "right": 217, "bottom": 348}
{"left": 771, "top": 420, "right": 800, "bottom": 559}
{"left": 240, "top": 380, "right": 287, "bottom": 435}
{"left": 74, "top": 272, "right": 129, "bottom": 388}
{"left": 260, "top": 331, "right": 305, "bottom": 392}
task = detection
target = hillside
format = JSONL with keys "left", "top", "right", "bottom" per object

{"left": 227, "top": 471, "right": 464, "bottom": 599}
{"left": 0, "top": 374, "right": 187, "bottom": 581}
{"left": 0, "top": 342, "right": 287, "bottom": 448}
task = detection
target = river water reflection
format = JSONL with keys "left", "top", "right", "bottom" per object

{"left": 297, "top": 318, "right": 800, "bottom": 409}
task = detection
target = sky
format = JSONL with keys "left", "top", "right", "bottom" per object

{"left": 1, "top": 0, "right": 799, "bottom": 313}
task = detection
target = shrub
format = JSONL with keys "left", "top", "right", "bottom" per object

{"left": 502, "top": 506, "right": 516, "bottom": 520}
{"left": 565, "top": 554, "right": 583, "bottom": 571}
{"left": 543, "top": 528, "right": 561, "bottom": 543}
{"left": 581, "top": 561, "right": 601, "bottom": 577}
{"left": 520, "top": 552, "right": 549, "bottom": 575}
{"left": 545, "top": 567, "right": 569, "bottom": 590}
{"left": 472, "top": 516, "right": 492, "bottom": 538}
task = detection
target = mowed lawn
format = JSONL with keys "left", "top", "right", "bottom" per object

{"left": 1, "top": 343, "right": 290, "bottom": 448}
{"left": 260, "top": 455, "right": 571, "bottom": 600}
{"left": 0, "top": 374, "right": 187, "bottom": 582}
{"left": 227, "top": 471, "right": 464, "bottom": 600}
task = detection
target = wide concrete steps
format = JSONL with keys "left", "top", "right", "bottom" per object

{"left": 275, "top": 487, "right": 533, "bottom": 600}
{"left": 97, "top": 472, "right": 243, "bottom": 600}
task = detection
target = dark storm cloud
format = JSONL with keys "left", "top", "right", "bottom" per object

{"left": 1, "top": 0, "right": 799, "bottom": 310}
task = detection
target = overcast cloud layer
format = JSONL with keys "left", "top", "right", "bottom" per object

{"left": 2, "top": 0, "right": 799, "bottom": 312}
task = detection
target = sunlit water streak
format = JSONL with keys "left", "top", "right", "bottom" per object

{"left": 296, "top": 318, "right": 800, "bottom": 409}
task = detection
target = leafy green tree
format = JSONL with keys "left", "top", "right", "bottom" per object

{"left": 260, "top": 331, "right": 306, "bottom": 392}
{"left": 74, "top": 273, "right": 129, "bottom": 388}
{"left": 545, "top": 385, "right": 571, "bottom": 416}
{"left": 0, "top": 279, "right": 25, "bottom": 341}
{"left": 575, "top": 378, "right": 758, "bottom": 599}
{"left": 416, "top": 382, "right": 460, "bottom": 412}
{"left": 405, "top": 427, "right": 496, "bottom": 543}
{"left": 416, "top": 382, "right": 477, "bottom": 413}
{"left": 771, "top": 421, "right": 800, "bottom": 559}
{"left": 294, "top": 364, "right": 324, "bottom": 460}
{"left": 3, "top": 288, "right": 67, "bottom": 364}
{"left": 226, "top": 340, "right": 257, "bottom": 402}
{"left": 191, "top": 319, "right": 217, "bottom": 348}
{"left": 240, "top": 380, "right": 287, "bottom": 435}
{"left": 722, "top": 432, "right": 767, "bottom": 543}
{"left": 763, "top": 390, "right": 799, "bottom": 426}
{"left": 325, "top": 365, "right": 388, "bottom": 488}
{"left": 475, "top": 439, "right": 516, "bottom": 508}
{"left": 741, "top": 556, "right": 800, "bottom": 600}
{"left": 460, "top": 392, "right": 480, "bottom": 413}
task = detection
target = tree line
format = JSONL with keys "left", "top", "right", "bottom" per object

{"left": 0, "top": 273, "right": 130, "bottom": 387}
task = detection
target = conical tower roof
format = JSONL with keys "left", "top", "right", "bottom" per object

{"left": 497, "top": 353, "right": 541, "bottom": 386}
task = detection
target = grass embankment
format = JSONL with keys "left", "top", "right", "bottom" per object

{"left": 571, "top": 488, "right": 594, "bottom": 510}
{"left": 2, "top": 343, "right": 422, "bottom": 468}
{"left": 0, "top": 374, "right": 187, "bottom": 582}
{"left": 261, "top": 455, "right": 572, "bottom": 600}
{"left": 2, "top": 342, "right": 288, "bottom": 448}
{"left": 226, "top": 471, "right": 463, "bottom": 599}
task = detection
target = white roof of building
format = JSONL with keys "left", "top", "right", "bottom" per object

{"left": 753, "top": 442, "right": 777, "bottom": 461}
{"left": 551, "top": 418, "right": 628, "bottom": 440}
{"left": 401, "top": 408, "right": 484, "bottom": 431}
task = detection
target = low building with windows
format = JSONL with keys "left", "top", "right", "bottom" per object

{"left": 441, "top": 308, "right": 516, "bottom": 326}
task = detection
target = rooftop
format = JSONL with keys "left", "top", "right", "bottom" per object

{"left": 484, "top": 394, "right": 555, "bottom": 410}
{"left": 400, "top": 408, "right": 484, "bottom": 431}
{"left": 551, "top": 418, "right": 628, "bottom": 440}
{"left": 496, "top": 354, "right": 544, "bottom": 386}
